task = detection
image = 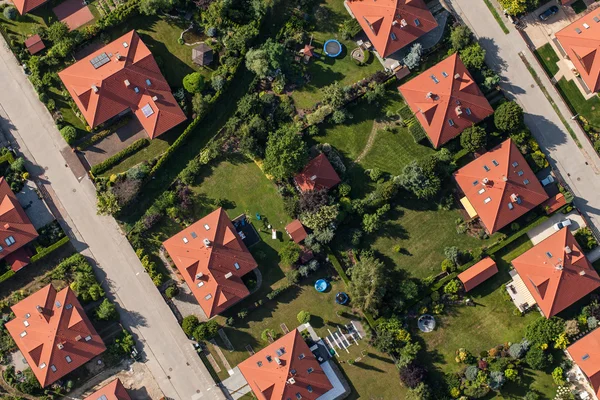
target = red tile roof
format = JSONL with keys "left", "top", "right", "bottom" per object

{"left": 458, "top": 257, "right": 498, "bottom": 292}
{"left": 556, "top": 12, "right": 600, "bottom": 93}
{"left": 512, "top": 228, "right": 600, "bottom": 318}
{"left": 24, "top": 35, "right": 45, "bottom": 55}
{"left": 567, "top": 327, "right": 600, "bottom": 399}
{"left": 294, "top": 154, "right": 341, "bottom": 192}
{"left": 285, "top": 220, "right": 308, "bottom": 244}
{"left": 345, "top": 0, "right": 437, "bottom": 58}
{"left": 163, "top": 208, "right": 258, "bottom": 319}
{"left": 5, "top": 285, "right": 106, "bottom": 387}
{"left": 58, "top": 31, "right": 186, "bottom": 139}
{"left": 10, "top": 0, "right": 47, "bottom": 14}
{"left": 238, "top": 329, "right": 333, "bottom": 400}
{"left": 398, "top": 54, "right": 494, "bottom": 148}
{"left": 84, "top": 379, "right": 131, "bottom": 400}
{"left": 454, "top": 139, "right": 549, "bottom": 233}
{"left": 0, "top": 177, "right": 38, "bottom": 267}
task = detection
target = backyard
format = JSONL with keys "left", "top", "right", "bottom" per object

{"left": 534, "top": 43, "right": 559, "bottom": 78}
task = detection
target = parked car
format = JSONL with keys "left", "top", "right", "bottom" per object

{"left": 553, "top": 218, "right": 572, "bottom": 231}
{"left": 541, "top": 174, "right": 555, "bottom": 186}
{"left": 539, "top": 6, "right": 559, "bottom": 21}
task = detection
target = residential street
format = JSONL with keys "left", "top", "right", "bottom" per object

{"left": 0, "top": 38, "right": 224, "bottom": 400}
{"left": 448, "top": 0, "right": 600, "bottom": 237}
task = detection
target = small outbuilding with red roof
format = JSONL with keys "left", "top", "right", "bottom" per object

{"left": 345, "top": 0, "right": 437, "bottom": 58}
{"left": 458, "top": 257, "right": 498, "bottom": 292}
{"left": 294, "top": 153, "right": 341, "bottom": 193}
{"left": 162, "top": 208, "right": 258, "bottom": 319}
{"left": 5, "top": 284, "right": 106, "bottom": 387}
{"left": 567, "top": 327, "right": 600, "bottom": 399}
{"left": 84, "top": 378, "right": 131, "bottom": 400}
{"left": 58, "top": 30, "right": 186, "bottom": 139}
{"left": 454, "top": 139, "right": 548, "bottom": 234}
{"left": 398, "top": 53, "right": 494, "bottom": 148}
{"left": 511, "top": 228, "right": 600, "bottom": 318}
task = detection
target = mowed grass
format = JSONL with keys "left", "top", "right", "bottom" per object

{"left": 290, "top": 0, "right": 382, "bottom": 109}
{"left": 534, "top": 43, "right": 560, "bottom": 78}
{"left": 556, "top": 77, "right": 600, "bottom": 129}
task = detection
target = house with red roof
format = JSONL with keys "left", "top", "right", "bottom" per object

{"left": 556, "top": 11, "right": 600, "bottom": 93}
{"left": 58, "top": 30, "right": 186, "bottom": 139}
{"left": 511, "top": 228, "right": 600, "bottom": 318}
{"left": 163, "top": 208, "right": 258, "bottom": 319}
{"left": 567, "top": 327, "right": 600, "bottom": 399}
{"left": 454, "top": 139, "right": 548, "bottom": 234}
{"left": 0, "top": 177, "right": 38, "bottom": 272}
{"left": 84, "top": 378, "right": 131, "bottom": 400}
{"left": 398, "top": 54, "right": 494, "bottom": 148}
{"left": 458, "top": 257, "right": 498, "bottom": 292}
{"left": 345, "top": 0, "right": 437, "bottom": 58}
{"left": 5, "top": 285, "right": 106, "bottom": 387}
{"left": 294, "top": 154, "right": 341, "bottom": 193}
{"left": 238, "top": 329, "right": 340, "bottom": 400}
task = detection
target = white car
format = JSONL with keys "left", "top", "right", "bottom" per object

{"left": 553, "top": 219, "right": 572, "bottom": 231}
{"left": 541, "top": 175, "right": 555, "bottom": 186}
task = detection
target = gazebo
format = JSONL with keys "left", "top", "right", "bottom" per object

{"left": 192, "top": 42, "right": 213, "bottom": 66}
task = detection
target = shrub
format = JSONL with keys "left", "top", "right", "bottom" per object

{"left": 60, "top": 125, "right": 78, "bottom": 145}
{"left": 182, "top": 315, "right": 200, "bottom": 337}
{"left": 297, "top": 310, "right": 311, "bottom": 324}
{"left": 183, "top": 72, "right": 205, "bottom": 93}
{"left": 3, "top": 6, "right": 17, "bottom": 20}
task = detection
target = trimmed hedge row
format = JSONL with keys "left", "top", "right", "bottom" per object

{"left": 30, "top": 236, "right": 70, "bottom": 263}
{"left": 0, "top": 269, "right": 15, "bottom": 284}
{"left": 91, "top": 138, "right": 149, "bottom": 176}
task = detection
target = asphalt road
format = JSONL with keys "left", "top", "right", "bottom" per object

{"left": 449, "top": 0, "right": 600, "bottom": 237}
{"left": 0, "top": 39, "right": 224, "bottom": 400}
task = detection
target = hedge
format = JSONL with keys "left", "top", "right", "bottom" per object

{"left": 90, "top": 138, "right": 149, "bottom": 176}
{"left": 30, "top": 236, "right": 70, "bottom": 263}
{"left": 0, "top": 270, "right": 15, "bottom": 284}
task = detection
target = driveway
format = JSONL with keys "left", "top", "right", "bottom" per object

{"left": 447, "top": 0, "right": 600, "bottom": 246}
{"left": 526, "top": 210, "right": 585, "bottom": 244}
{"left": 0, "top": 38, "right": 223, "bottom": 400}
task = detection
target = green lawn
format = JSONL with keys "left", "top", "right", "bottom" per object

{"left": 290, "top": 0, "right": 382, "bottom": 109}
{"left": 534, "top": 43, "right": 560, "bottom": 78}
{"left": 420, "top": 236, "right": 558, "bottom": 399}
{"left": 556, "top": 77, "right": 600, "bottom": 130}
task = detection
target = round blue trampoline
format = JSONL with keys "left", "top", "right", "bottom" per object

{"left": 324, "top": 39, "right": 342, "bottom": 57}
{"left": 315, "top": 279, "right": 329, "bottom": 292}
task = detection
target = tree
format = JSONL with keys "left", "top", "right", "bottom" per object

{"left": 450, "top": 25, "right": 472, "bottom": 51}
{"left": 525, "top": 346, "right": 552, "bottom": 370}
{"left": 279, "top": 241, "right": 301, "bottom": 267}
{"left": 183, "top": 72, "right": 205, "bottom": 93}
{"left": 403, "top": 43, "right": 423, "bottom": 69}
{"left": 96, "top": 298, "right": 118, "bottom": 320}
{"left": 494, "top": 101, "right": 524, "bottom": 132}
{"left": 399, "top": 363, "right": 427, "bottom": 389}
{"left": 139, "top": 0, "right": 174, "bottom": 15}
{"left": 460, "top": 125, "right": 487, "bottom": 152}
{"left": 182, "top": 315, "right": 200, "bottom": 337}
{"left": 460, "top": 43, "right": 486, "bottom": 70}
{"left": 348, "top": 255, "right": 386, "bottom": 316}
{"left": 300, "top": 204, "right": 338, "bottom": 231}
{"left": 46, "top": 22, "right": 69, "bottom": 43}
{"left": 297, "top": 310, "right": 311, "bottom": 324}
{"left": 3, "top": 6, "right": 17, "bottom": 20}
{"left": 263, "top": 125, "right": 308, "bottom": 180}
{"left": 399, "top": 161, "right": 441, "bottom": 200}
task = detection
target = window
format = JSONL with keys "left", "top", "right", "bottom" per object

{"left": 508, "top": 203, "right": 514, "bottom": 210}
{"left": 478, "top": 188, "right": 485, "bottom": 195}
{"left": 472, "top": 180, "right": 479, "bottom": 186}
{"left": 307, "top": 385, "right": 313, "bottom": 393}
{"left": 85, "top": 335, "right": 92, "bottom": 342}
{"left": 465, "top": 107, "right": 472, "bottom": 115}
{"left": 512, "top": 161, "right": 519, "bottom": 168}
{"left": 442, "top": 71, "right": 448, "bottom": 78}
{"left": 492, "top": 160, "right": 499, "bottom": 167}
{"left": 448, "top": 119, "right": 455, "bottom": 127}
{"left": 517, "top": 170, "right": 524, "bottom": 176}
{"left": 197, "top": 281, "right": 204, "bottom": 288}
{"left": 66, "top": 304, "right": 72, "bottom": 310}
{"left": 39, "top": 363, "right": 46, "bottom": 369}
{"left": 23, "top": 321, "right": 29, "bottom": 327}
{"left": 20, "top": 331, "right": 27, "bottom": 337}
{"left": 204, "top": 294, "right": 212, "bottom": 300}
{"left": 484, "top": 197, "right": 492, "bottom": 204}
{"left": 414, "top": 18, "right": 421, "bottom": 26}
{"left": 4, "top": 236, "right": 15, "bottom": 246}
{"left": 50, "top": 365, "right": 57, "bottom": 372}
{"left": 65, "top": 356, "right": 72, "bottom": 363}
{"left": 307, "top": 367, "right": 314, "bottom": 374}
{"left": 483, "top": 165, "right": 490, "bottom": 172}
{"left": 523, "top": 179, "right": 530, "bottom": 185}
{"left": 55, "top": 301, "right": 61, "bottom": 308}
{"left": 234, "top": 262, "right": 240, "bottom": 270}
{"left": 298, "top": 353, "right": 305, "bottom": 360}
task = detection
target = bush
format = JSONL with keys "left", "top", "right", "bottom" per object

{"left": 3, "top": 6, "right": 17, "bottom": 20}
{"left": 60, "top": 125, "right": 78, "bottom": 145}
{"left": 183, "top": 72, "right": 205, "bottom": 93}
{"left": 297, "top": 310, "right": 311, "bottom": 324}
{"left": 91, "top": 138, "right": 149, "bottom": 175}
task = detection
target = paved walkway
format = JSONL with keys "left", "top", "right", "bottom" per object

{"left": 0, "top": 37, "right": 223, "bottom": 400}
{"left": 447, "top": 0, "right": 600, "bottom": 242}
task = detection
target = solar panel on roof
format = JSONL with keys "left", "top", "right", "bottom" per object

{"left": 90, "top": 52, "right": 110, "bottom": 69}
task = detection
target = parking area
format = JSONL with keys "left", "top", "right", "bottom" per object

{"left": 16, "top": 180, "right": 55, "bottom": 230}
{"left": 526, "top": 210, "right": 585, "bottom": 244}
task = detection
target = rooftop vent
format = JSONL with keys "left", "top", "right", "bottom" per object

{"left": 203, "top": 238, "right": 211, "bottom": 248}
{"left": 124, "top": 79, "right": 130, "bottom": 87}
{"left": 565, "top": 246, "right": 572, "bottom": 254}
{"left": 224, "top": 272, "right": 233, "bottom": 279}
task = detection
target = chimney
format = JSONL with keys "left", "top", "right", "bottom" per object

{"left": 224, "top": 272, "right": 233, "bottom": 279}
{"left": 124, "top": 79, "right": 130, "bottom": 87}
{"left": 91, "top": 85, "right": 99, "bottom": 93}
{"left": 203, "top": 238, "right": 211, "bottom": 248}
{"left": 565, "top": 246, "right": 572, "bottom": 254}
